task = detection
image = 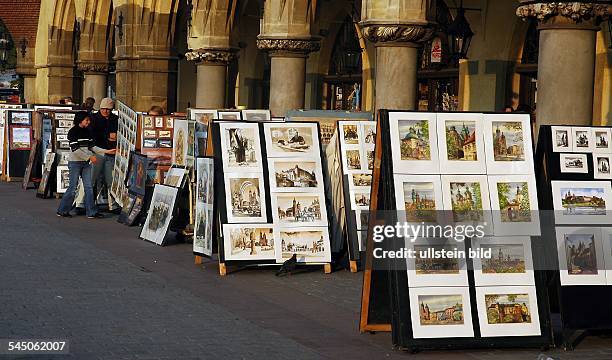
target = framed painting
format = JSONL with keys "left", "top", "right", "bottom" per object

{"left": 475, "top": 286, "right": 541, "bottom": 337}
{"left": 164, "top": 167, "right": 187, "bottom": 188}
{"left": 551, "top": 180, "right": 612, "bottom": 224}
{"left": 9, "top": 111, "right": 32, "bottom": 126}
{"left": 551, "top": 126, "right": 573, "bottom": 153}
{"left": 271, "top": 192, "right": 328, "bottom": 227}
{"left": 172, "top": 119, "right": 189, "bottom": 167}
{"left": 555, "top": 227, "right": 606, "bottom": 286}
{"left": 127, "top": 153, "right": 148, "bottom": 196}
{"left": 593, "top": 154, "right": 612, "bottom": 179}
{"left": 56, "top": 165, "right": 70, "bottom": 194}
{"left": 471, "top": 236, "right": 535, "bottom": 287}
{"left": 242, "top": 109, "right": 271, "bottom": 121}
{"left": 194, "top": 157, "right": 214, "bottom": 256}
{"left": 223, "top": 224, "right": 276, "bottom": 261}
{"left": 10, "top": 126, "right": 32, "bottom": 150}
{"left": 572, "top": 127, "right": 594, "bottom": 153}
{"left": 436, "top": 112, "right": 486, "bottom": 174}
{"left": 263, "top": 122, "right": 320, "bottom": 158}
{"left": 441, "top": 174, "right": 492, "bottom": 233}
{"left": 219, "top": 122, "right": 263, "bottom": 171}
{"left": 223, "top": 172, "right": 268, "bottom": 223}
{"left": 393, "top": 174, "right": 444, "bottom": 224}
{"left": 218, "top": 111, "right": 242, "bottom": 120}
{"left": 274, "top": 226, "right": 331, "bottom": 263}
{"left": 388, "top": 112, "right": 439, "bottom": 174}
{"left": 405, "top": 238, "right": 468, "bottom": 288}
{"left": 267, "top": 157, "right": 323, "bottom": 193}
{"left": 140, "top": 184, "right": 179, "bottom": 245}
{"left": 483, "top": 114, "right": 535, "bottom": 175}
{"left": 488, "top": 175, "right": 540, "bottom": 236}
{"left": 408, "top": 286, "right": 474, "bottom": 339}
{"left": 593, "top": 128, "right": 612, "bottom": 153}
{"left": 559, "top": 153, "right": 588, "bottom": 174}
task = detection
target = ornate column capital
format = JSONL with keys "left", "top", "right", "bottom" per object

{"left": 359, "top": 22, "right": 435, "bottom": 45}
{"left": 256, "top": 37, "right": 321, "bottom": 57}
{"left": 516, "top": 2, "right": 611, "bottom": 24}
{"left": 77, "top": 62, "right": 109, "bottom": 73}
{"left": 185, "top": 48, "right": 237, "bottom": 64}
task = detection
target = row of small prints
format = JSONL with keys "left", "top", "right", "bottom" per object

{"left": 552, "top": 126, "right": 612, "bottom": 153}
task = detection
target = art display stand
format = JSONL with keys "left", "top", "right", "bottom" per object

{"left": 211, "top": 120, "right": 333, "bottom": 276}
{"left": 361, "top": 110, "right": 552, "bottom": 351}
{"left": 5, "top": 109, "right": 35, "bottom": 182}
{"left": 535, "top": 125, "right": 612, "bottom": 350}
{"left": 0, "top": 104, "right": 24, "bottom": 181}
{"left": 22, "top": 139, "right": 40, "bottom": 189}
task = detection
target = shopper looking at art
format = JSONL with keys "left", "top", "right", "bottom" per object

{"left": 57, "top": 112, "right": 116, "bottom": 218}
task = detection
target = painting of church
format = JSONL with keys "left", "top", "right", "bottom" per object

{"left": 492, "top": 121, "right": 525, "bottom": 161}
{"left": 445, "top": 121, "right": 477, "bottom": 161}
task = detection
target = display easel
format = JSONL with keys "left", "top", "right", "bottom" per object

{"left": 211, "top": 120, "right": 333, "bottom": 276}
{"left": 535, "top": 125, "right": 612, "bottom": 350}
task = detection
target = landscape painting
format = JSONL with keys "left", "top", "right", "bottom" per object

{"left": 224, "top": 225, "right": 275, "bottom": 261}
{"left": 496, "top": 182, "right": 531, "bottom": 222}
{"left": 273, "top": 194, "right": 325, "bottom": 226}
{"left": 445, "top": 120, "right": 477, "bottom": 161}
{"left": 559, "top": 187, "right": 606, "bottom": 215}
{"left": 565, "top": 233, "right": 598, "bottom": 275}
{"left": 277, "top": 228, "right": 331, "bottom": 263}
{"left": 485, "top": 293, "right": 532, "bottom": 324}
{"left": 448, "top": 181, "right": 484, "bottom": 221}
{"left": 414, "top": 245, "right": 460, "bottom": 275}
{"left": 481, "top": 244, "right": 526, "bottom": 274}
{"left": 402, "top": 182, "right": 438, "bottom": 222}
{"left": 398, "top": 120, "right": 430, "bottom": 161}
{"left": 492, "top": 121, "right": 525, "bottom": 162}
{"left": 270, "top": 159, "right": 320, "bottom": 190}
{"left": 418, "top": 294, "right": 464, "bottom": 326}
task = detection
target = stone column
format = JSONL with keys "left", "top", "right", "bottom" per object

{"left": 78, "top": 63, "right": 108, "bottom": 108}
{"left": 517, "top": 2, "right": 611, "bottom": 128}
{"left": 360, "top": 24, "right": 433, "bottom": 111}
{"left": 23, "top": 75, "right": 36, "bottom": 103}
{"left": 256, "top": 38, "right": 320, "bottom": 117}
{"left": 186, "top": 48, "right": 236, "bottom": 109}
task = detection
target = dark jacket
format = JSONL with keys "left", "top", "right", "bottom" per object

{"left": 90, "top": 111, "right": 119, "bottom": 150}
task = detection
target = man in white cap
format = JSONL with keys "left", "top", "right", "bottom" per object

{"left": 75, "top": 97, "right": 120, "bottom": 214}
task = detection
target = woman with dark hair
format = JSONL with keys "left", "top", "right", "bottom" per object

{"left": 56, "top": 111, "right": 116, "bottom": 218}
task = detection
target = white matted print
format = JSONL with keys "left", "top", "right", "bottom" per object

{"left": 189, "top": 109, "right": 218, "bottom": 122}
{"left": 572, "top": 127, "right": 594, "bottom": 153}
{"left": 223, "top": 224, "right": 276, "bottom": 261}
{"left": 436, "top": 113, "right": 486, "bottom": 174}
{"left": 263, "top": 123, "right": 320, "bottom": 158}
{"left": 593, "top": 154, "right": 612, "bottom": 179}
{"left": 223, "top": 172, "right": 268, "bottom": 223}
{"left": 218, "top": 111, "right": 242, "bottom": 120}
{"left": 242, "top": 109, "right": 271, "bottom": 121}
{"left": 219, "top": 122, "right": 263, "bottom": 171}
{"left": 472, "top": 236, "right": 535, "bottom": 287}
{"left": 350, "top": 172, "right": 373, "bottom": 190}
{"left": 194, "top": 158, "right": 214, "bottom": 256}
{"left": 475, "top": 286, "right": 541, "bottom": 337}
{"left": 56, "top": 165, "right": 70, "bottom": 193}
{"left": 388, "top": 112, "right": 439, "bottom": 174}
{"left": 339, "top": 122, "right": 361, "bottom": 147}
{"left": 600, "top": 228, "right": 612, "bottom": 285}
{"left": 164, "top": 167, "right": 187, "bottom": 187}
{"left": 350, "top": 190, "right": 371, "bottom": 210}
{"left": 409, "top": 286, "right": 474, "bottom": 339}
{"left": 593, "top": 128, "right": 612, "bottom": 153}
{"left": 560, "top": 153, "right": 588, "bottom": 174}
{"left": 394, "top": 174, "right": 444, "bottom": 224}
{"left": 488, "top": 175, "right": 540, "bottom": 236}
{"left": 405, "top": 238, "right": 468, "bottom": 287}
{"left": 267, "top": 157, "right": 323, "bottom": 192}
{"left": 551, "top": 180, "right": 612, "bottom": 225}
{"left": 271, "top": 193, "right": 328, "bottom": 227}
{"left": 140, "top": 185, "right": 179, "bottom": 245}
{"left": 551, "top": 126, "right": 573, "bottom": 152}
{"left": 275, "top": 227, "right": 331, "bottom": 263}
{"left": 484, "top": 114, "right": 534, "bottom": 175}
{"left": 555, "top": 227, "right": 606, "bottom": 286}
{"left": 441, "top": 175, "right": 492, "bottom": 233}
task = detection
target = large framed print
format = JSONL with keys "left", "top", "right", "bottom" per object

{"left": 441, "top": 175, "right": 492, "bottom": 233}
{"left": 393, "top": 174, "right": 444, "bottom": 224}
{"left": 140, "top": 184, "right": 179, "bottom": 245}
{"left": 559, "top": 153, "right": 588, "bottom": 174}
{"left": 593, "top": 128, "right": 612, "bottom": 153}
{"left": 223, "top": 172, "right": 267, "bottom": 223}
{"left": 551, "top": 180, "right": 612, "bottom": 225}
{"left": 471, "top": 236, "right": 535, "bottom": 286}
{"left": 219, "top": 122, "right": 263, "bottom": 171}
{"left": 189, "top": 109, "right": 216, "bottom": 156}
{"left": 436, "top": 112, "right": 486, "bottom": 174}
{"left": 242, "top": 110, "right": 271, "bottom": 121}
{"left": 349, "top": 190, "right": 371, "bottom": 211}
{"left": 127, "top": 153, "right": 148, "bottom": 196}
{"left": 267, "top": 157, "right": 323, "bottom": 192}
{"left": 388, "top": 112, "right": 439, "bottom": 174}
{"left": 275, "top": 227, "right": 331, "bottom": 263}
{"left": 194, "top": 157, "right": 214, "bottom": 256}
{"left": 408, "top": 286, "right": 474, "bottom": 339}
{"left": 10, "top": 126, "right": 32, "bottom": 150}
{"left": 551, "top": 126, "right": 573, "bottom": 152}
{"left": 271, "top": 192, "right": 328, "bottom": 227}
{"left": 572, "top": 127, "right": 594, "bottom": 153}
{"left": 223, "top": 224, "right": 276, "bottom": 261}
{"left": 475, "top": 286, "right": 541, "bottom": 337}
{"left": 263, "top": 122, "right": 320, "bottom": 158}
{"left": 487, "top": 175, "right": 540, "bottom": 236}
{"left": 8, "top": 111, "right": 32, "bottom": 126}
{"left": 555, "top": 227, "right": 606, "bottom": 286}
{"left": 405, "top": 238, "right": 468, "bottom": 287}
{"left": 483, "top": 114, "right": 534, "bottom": 175}
{"left": 172, "top": 119, "right": 189, "bottom": 167}
{"left": 601, "top": 228, "right": 612, "bottom": 285}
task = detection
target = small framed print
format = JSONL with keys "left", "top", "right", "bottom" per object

{"left": 339, "top": 122, "right": 361, "bottom": 147}
{"left": 59, "top": 120, "right": 73, "bottom": 128}
{"left": 394, "top": 174, "right": 444, "bottom": 224}
{"left": 219, "top": 122, "right": 263, "bottom": 171}
{"left": 488, "top": 175, "right": 540, "bottom": 236}
{"left": 551, "top": 126, "right": 572, "bottom": 152}
{"left": 271, "top": 192, "right": 328, "bottom": 227}
{"left": 593, "top": 128, "right": 612, "bottom": 153}
{"left": 350, "top": 190, "right": 371, "bottom": 210}
{"left": 350, "top": 172, "right": 373, "bottom": 190}
{"left": 143, "top": 129, "right": 157, "bottom": 138}
{"left": 223, "top": 172, "right": 268, "bottom": 223}
{"left": 275, "top": 227, "right": 331, "bottom": 264}
{"left": 408, "top": 287, "right": 474, "bottom": 339}
{"left": 56, "top": 165, "right": 70, "bottom": 193}
{"left": 572, "top": 127, "right": 594, "bottom": 153}
{"left": 56, "top": 134, "right": 67, "bottom": 141}
{"left": 441, "top": 175, "right": 492, "bottom": 233}
{"left": 593, "top": 154, "right": 612, "bottom": 179}
{"left": 389, "top": 112, "right": 439, "bottom": 174}
{"left": 55, "top": 127, "right": 68, "bottom": 135}
{"left": 267, "top": 157, "right": 323, "bottom": 192}
{"left": 155, "top": 117, "right": 164, "bottom": 128}
{"left": 158, "top": 130, "right": 171, "bottom": 138}
{"left": 560, "top": 153, "right": 588, "bottom": 174}
{"left": 601, "top": 228, "right": 612, "bottom": 285}
{"left": 475, "top": 286, "right": 541, "bottom": 337}
{"left": 263, "top": 122, "right": 320, "bottom": 158}
{"left": 556, "top": 227, "right": 606, "bottom": 286}
{"left": 143, "top": 116, "right": 153, "bottom": 128}
{"left": 551, "top": 180, "right": 612, "bottom": 224}
{"left": 436, "top": 113, "right": 486, "bottom": 174}
{"left": 355, "top": 210, "right": 369, "bottom": 230}
{"left": 484, "top": 114, "right": 535, "bottom": 175}
{"left": 166, "top": 117, "right": 174, "bottom": 128}
{"left": 343, "top": 149, "right": 363, "bottom": 172}
{"left": 405, "top": 238, "right": 468, "bottom": 287}
{"left": 472, "top": 236, "right": 535, "bottom": 286}
{"left": 222, "top": 224, "right": 276, "bottom": 261}
{"left": 159, "top": 139, "right": 172, "bottom": 148}
{"left": 242, "top": 109, "right": 271, "bottom": 121}
{"left": 218, "top": 111, "right": 242, "bottom": 120}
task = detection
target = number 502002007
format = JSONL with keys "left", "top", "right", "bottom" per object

{"left": 7, "top": 341, "right": 66, "bottom": 352}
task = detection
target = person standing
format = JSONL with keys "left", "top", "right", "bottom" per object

{"left": 57, "top": 112, "right": 115, "bottom": 218}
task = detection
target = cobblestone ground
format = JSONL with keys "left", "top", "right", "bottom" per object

{"left": 1, "top": 182, "right": 612, "bottom": 359}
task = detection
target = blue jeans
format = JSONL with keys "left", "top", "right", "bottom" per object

{"left": 75, "top": 154, "right": 119, "bottom": 210}
{"left": 58, "top": 161, "right": 97, "bottom": 217}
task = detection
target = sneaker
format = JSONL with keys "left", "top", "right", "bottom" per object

{"left": 87, "top": 213, "right": 105, "bottom": 219}
{"left": 56, "top": 212, "right": 72, "bottom": 218}
{"left": 75, "top": 208, "right": 86, "bottom": 216}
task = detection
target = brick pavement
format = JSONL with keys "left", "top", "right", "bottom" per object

{"left": 1, "top": 182, "right": 612, "bottom": 359}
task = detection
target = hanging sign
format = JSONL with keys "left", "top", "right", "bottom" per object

{"left": 431, "top": 37, "right": 442, "bottom": 63}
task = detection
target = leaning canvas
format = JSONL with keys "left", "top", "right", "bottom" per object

{"left": 140, "top": 184, "right": 179, "bottom": 245}
{"left": 194, "top": 158, "right": 214, "bottom": 256}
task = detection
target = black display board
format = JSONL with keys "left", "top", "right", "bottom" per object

{"left": 361, "top": 110, "right": 553, "bottom": 350}
{"left": 535, "top": 125, "right": 612, "bottom": 349}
